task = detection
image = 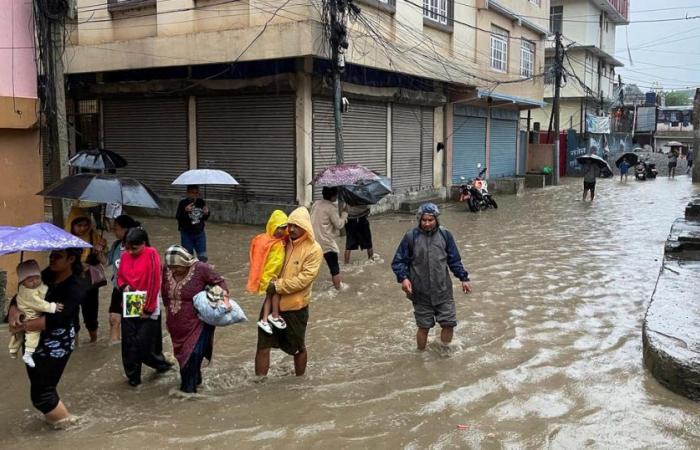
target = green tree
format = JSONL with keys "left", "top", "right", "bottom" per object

{"left": 665, "top": 91, "right": 690, "bottom": 106}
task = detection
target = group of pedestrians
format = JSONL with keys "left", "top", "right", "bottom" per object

{"left": 6, "top": 181, "right": 472, "bottom": 428}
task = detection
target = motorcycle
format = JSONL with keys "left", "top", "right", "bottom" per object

{"left": 458, "top": 164, "right": 498, "bottom": 212}
{"left": 635, "top": 160, "right": 658, "bottom": 180}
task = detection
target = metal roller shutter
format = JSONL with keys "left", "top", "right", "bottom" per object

{"left": 312, "top": 98, "right": 387, "bottom": 198}
{"left": 197, "top": 95, "right": 296, "bottom": 202}
{"left": 392, "top": 104, "right": 434, "bottom": 193}
{"left": 103, "top": 97, "right": 188, "bottom": 197}
{"left": 452, "top": 115, "right": 487, "bottom": 182}
{"left": 489, "top": 119, "right": 517, "bottom": 178}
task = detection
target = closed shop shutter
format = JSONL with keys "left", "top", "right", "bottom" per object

{"left": 197, "top": 95, "right": 296, "bottom": 202}
{"left": 519, "top": 129, "right": 527, "bottom": 175}
{"left": 103, "top": 97, "right": 188, "bottom": 197}
{"left": 312, "top": 98, "right": 387, "bottom": 198}
{"left": 452, "top": 114, "right": 487, "bottom": 183}
{"left": 489, "top": 119, "right": 517, "bottom": 178}
{"left": 392, "top": 104, "right": 434, "bottom": 193}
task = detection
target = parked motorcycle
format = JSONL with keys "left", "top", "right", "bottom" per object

{"left": 458, "top": 164, "right": 498, "bottom": 212}
{"left": 635, "top": 160, "right": 658, "bottom": 180}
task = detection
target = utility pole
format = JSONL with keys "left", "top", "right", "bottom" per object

{"left": 551, "top": 31, "right": 563, "bottom": 185}
{"left": 328, "top": 0, "right": 352, "bottom": 165}
{"left": 693, "top": 88, "right": 699, "bottom": 183}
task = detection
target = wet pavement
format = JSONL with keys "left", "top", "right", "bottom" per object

{"left": 1, "top": 176, "right": 699, "bottom": 448}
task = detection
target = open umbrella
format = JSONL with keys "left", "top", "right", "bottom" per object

{"left": 312, "top": 164, "right": 380, "bottom": 187}
{"left": 38, "top": 173, "right": 160, "bottom": 209}
{"left": 172, "top": 169, "right": 238, "bottom": 186}
{"left": 0, "top": 223, "right": 92, "bottom": 256}
{"left": 615, "top": 152, "right": 639, "bottom": 168}
{"left": 339, "top": 176, "right": 392, "bottom": 206}
{"left": 68, "top": 149, "right": 128, "bottom": 171}
{"left": 577, "top": 154, "right": 612, "bottom": 172}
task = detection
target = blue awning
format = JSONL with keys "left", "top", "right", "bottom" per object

{"left": 476, "top": 89, "right": 546, "bottom": 109}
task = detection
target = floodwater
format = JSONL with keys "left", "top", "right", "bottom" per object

{"left": 1, "top": 176, "right": 699, "bottom": 449}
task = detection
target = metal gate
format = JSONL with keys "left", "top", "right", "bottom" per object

{"left": 197, "top": 95, "right": 296, "bottom": 202}
{"left": 392, "top": 104, "right": 434, "bottom": 193}
{"left": 452, "top": 113, "right": 487, "bottom": 183}
{"left": 489, "top": 119, "right": 518, "bottom": 178}
{"left": 312, "top": 98, "right": 387, "bottom": 198}
{"left": 103, "top": 97, "right": 189, "bottom": 197}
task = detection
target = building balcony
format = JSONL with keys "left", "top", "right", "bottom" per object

{"left": 598, "top": 0, "right": 629, "bottom": 24}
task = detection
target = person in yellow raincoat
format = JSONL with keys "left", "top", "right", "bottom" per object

{"left": 254, "top": 206, "right": 322, "bottom": 377}
{"left": 246, "top": 210, "right": 289, "bottom": 335}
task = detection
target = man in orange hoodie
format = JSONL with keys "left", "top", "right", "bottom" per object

{"left": 255, "top": 207, "right": 322, "bottom": 377}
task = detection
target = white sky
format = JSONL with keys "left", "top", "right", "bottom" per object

{"left": 615, "top": 0, "right": 700, "bottom": 92}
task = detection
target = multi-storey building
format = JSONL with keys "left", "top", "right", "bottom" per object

{"left": 532, "top": 0, "right": 628, "bottom": 135}
{"left": 63, "top": 0, "right": 548, "bottom": 221}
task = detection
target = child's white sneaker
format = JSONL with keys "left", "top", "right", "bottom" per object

{"left": 257, "top": 320, "right": 273, "bottom": 335}
{"left": 23, "top": 352, "right": 36, "bottom": 368}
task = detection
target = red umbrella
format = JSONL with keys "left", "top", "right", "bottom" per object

{"left": 311, "top": 164, "right": 380, "bottom": 187}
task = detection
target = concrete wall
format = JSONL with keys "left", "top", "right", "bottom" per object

{"left": 527, "top": 143, "right": 554, "bottom": 172}
{"left": 0, "top": 1, "right": 37, "bottom": 98}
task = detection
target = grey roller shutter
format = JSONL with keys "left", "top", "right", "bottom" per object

{"left": 103, "top": 97, "right": 188, "bottom": 197}
{"left": 197, "top": 95, "right": 296, "bottom": 202}
{"left": 312, "top": 98, "right": 387, "bottom": 198}
{"left": 452, "top": 114, "right": 487, "bottom": 183}
{"left": 489, "top": 119, "right": 517, "bottom": 178}
{"left": 392, "top": 104, "right": 434, "bottom": 193}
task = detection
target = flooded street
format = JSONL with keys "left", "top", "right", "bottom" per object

{"left": 2, "top": 176, "right": 700, "bottom": 448}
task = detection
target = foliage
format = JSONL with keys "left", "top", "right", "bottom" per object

{"left": 665, "top": 91, "right": 691, "bottom": 106}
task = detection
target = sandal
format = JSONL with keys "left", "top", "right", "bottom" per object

{"left": 267, "top": 314, "right": 287, "bottom": 330}
{"left": 257, "top": 320, "right": 273, "bottom": 335}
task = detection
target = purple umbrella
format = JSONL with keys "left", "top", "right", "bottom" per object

{"left": 311, "top": 164, "right": 381, "bottom": 187}
{"left": 0, "top": 223, "right": 92, "bottom": 256}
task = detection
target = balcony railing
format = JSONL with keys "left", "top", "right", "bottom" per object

{"left": 600, "top": 0, "right": 629, "bottom": 23}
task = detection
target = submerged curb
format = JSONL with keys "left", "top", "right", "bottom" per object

{"left": 643, "top": 202, "right": 700, "bottom": 400}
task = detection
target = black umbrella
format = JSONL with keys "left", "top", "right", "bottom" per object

{"left": 339, "top": 176, "right": 392, "bottom": 206}
{"left": 38, "top": 173, "right": 160, "bottom": 208}
{"left": 615, "top": 152, "right": 639, "bottom": 168}
{"left": 576, "top": 154, "right": 612, "bottom": 172}
{"left": 68, "top": 149, "right": 128, "bottom": 171}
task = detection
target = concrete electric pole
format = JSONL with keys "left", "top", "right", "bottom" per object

{"left": 551, "top": 31, "right": 563, "bottom": 185}
{"left": 328, "top": 0, "right": 352, "bottom": 165}
{"left": 694, "top": 88, "right": 699, "bottom": 183}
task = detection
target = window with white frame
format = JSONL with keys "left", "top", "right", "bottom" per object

{"left": 520, "top": 40, "right": 535, "bottom": 78}
{"left": 423, "top": 0, "right": 449, "bottom": 25}
{"left": 550, "top": 6, "right": 563, "bottom": 34}
{"left": 530, "top": 0, "right": 540, "bottom": 6}
{"left": 490, "top": 27, "right": 508, "bottom": 72}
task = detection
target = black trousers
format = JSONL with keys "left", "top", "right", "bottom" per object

{"left": 180, "top": 324, "right": 214, "bottom": 393}
{"left": 121, "top": 316, "right": 171, "bottom": 384}
{"left": 26, "top": 351, "right": 71, "bottom": 414}
{"left": 74, "top": 286, "right": 99, "bottom": 333}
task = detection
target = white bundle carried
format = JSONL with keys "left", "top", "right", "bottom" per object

{"left": 193, "top": 285, "right": 247, "bottom": 327}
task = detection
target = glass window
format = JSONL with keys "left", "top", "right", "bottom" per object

{"left": 490, "top": 27, "right": 508, "bottom": 72}
{"left": 520, "top": 40, "right": 535, "bottom": 78}
{"left": 423, "top": 0, "right": 449, "bottom": 25}
{"left": 550, "top": 5, "right": 563, "bottom": 34}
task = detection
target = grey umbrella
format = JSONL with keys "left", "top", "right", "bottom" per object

{"left": 68, "top": 149, "right": 128, "bottom": 171}
{"left": 38, "top": 173, "right": 160, "bottom": 209}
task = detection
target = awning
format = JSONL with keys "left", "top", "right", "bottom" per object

{"left": 476, "top": 89, "right": 546, "bottom": 109}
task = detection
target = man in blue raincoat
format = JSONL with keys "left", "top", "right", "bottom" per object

{"left": 391, "top": 203, "right": 472, "bottom": 350}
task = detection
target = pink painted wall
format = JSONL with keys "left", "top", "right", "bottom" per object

{"left": 0, "top": 0, "right": 38, "bottom": 99}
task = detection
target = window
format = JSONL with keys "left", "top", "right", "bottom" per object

{"left": 108, "top": 0, "right": 156, "bottom": 12}
{"left": 549, "top": 6, "right": 563, "bottom": 34}
{"left": 544, "top": 56, "right": 554, "bottom": 84}
{"left": 520, "top": 40, "right": 535, "bottom": 78}
{"left": 490, "top": 26, "right": 508, "bottom": 72}
{"left": 530, "top": 0, "right": 541, "bottom": 6}
{"left": 423, "top": 0, "right": 449, "bottom": 25}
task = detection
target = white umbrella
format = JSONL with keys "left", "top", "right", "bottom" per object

{"left": 172, "top": 169, "right": 239, "bottom": 186}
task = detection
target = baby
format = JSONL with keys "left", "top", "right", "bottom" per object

{"left": 8, "top": 260, "right": 63, "bottom": 368}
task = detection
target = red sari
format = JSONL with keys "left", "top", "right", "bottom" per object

{"left": 117, "top": 246, "right": 162, "bottom": 315}
{"left": 161, "top": 262, "right": 228, "bottom": 367}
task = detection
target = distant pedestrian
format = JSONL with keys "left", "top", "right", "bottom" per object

{"left": 255, "top": 207, "right": 322, "bottom": 377}
{"left": 391, "top": 203, "right": 471, "bottom": 351}
{"left": 344, "top": 204, "right": 375, "bottom": 264}
{"left": 619, "top": 158, "right": 630, "bottom": 182}
{"left": 176, "top": 185, "right": 210, "bottom": 262}
{"left": 582, "top": 147, "right": 601, "bottom": 202}
{"left": 117, "top": 228, "right": 173, "bottom": 387}
{"left": 668, "top": 150, "right": 678, "bottom": 179}
{"left": 686, "top": 149, "right": 693, "bottom": 174}
{"left": 311, "top": 187, "right": 348, "bottom": 290}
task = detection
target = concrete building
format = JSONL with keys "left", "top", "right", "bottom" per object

{"left": 655, "top": 106, "right": 695, "bottom": 154}
{"left": 532, "top": 0, "right": 628, "bottom": 135}
{"left": 0, "top": 2, "right": 45, "bottom": 296}
{"left": 64, "top": 0, "right": 547, "bottom": 222}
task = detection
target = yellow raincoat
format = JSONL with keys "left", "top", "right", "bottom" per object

{"left": 246, "top": 210, "right": 288, "bottom": 295}
{"left": 273, "top": 207, "right": 323, "bottom": 312}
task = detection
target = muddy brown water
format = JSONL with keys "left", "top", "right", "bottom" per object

{"left": 1, "top": 177, "right": 699, "bottom": 448}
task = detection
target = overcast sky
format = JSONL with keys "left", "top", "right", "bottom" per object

{"left": 615, "top": 0, "right": 700, "bottom": 92}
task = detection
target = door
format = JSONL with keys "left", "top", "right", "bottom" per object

{"left": 452, "top": 114, "right": 487, "bottom": 183}
{"left": 489, "top": 119, "right": 517, "bottom": 178}
{"left": 392, "top": 104, "right": 434, "bottom": 193}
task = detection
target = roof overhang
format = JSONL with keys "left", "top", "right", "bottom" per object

{"left": 591, "top": 0, "right": 629, "bottom": 25}
{"left": 485, "top": 0, "right": 550, "bottom": 37}
{"left": 477, "top": 89, "right": 546, "bottom": 109}
{"left": 546, "top": 45, "right": 624, "bottom": 67}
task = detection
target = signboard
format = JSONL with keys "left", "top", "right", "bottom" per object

{"left": 635, "top": 106, "right": 657, "bottom": 133}
{"left": 585, "top": 115, "right": 611, "bottom": 134}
